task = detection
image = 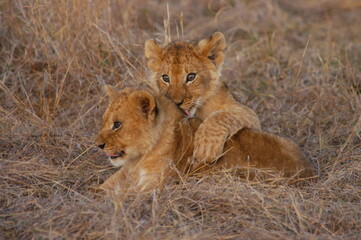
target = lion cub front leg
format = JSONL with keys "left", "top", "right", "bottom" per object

{"left": 192, "top": 108, "right": 261, "bottom": 167}
{"left": 134, "top": 156, "right": 169, "bottom": 192}
{"left": 192, "top": 116, "right": 228, "bottom": 167}
{"left": 100, "top": 162, "right": 166, "bottom": 198}
{"left": 100, "top": 168, "right": 130, "bottom": 200}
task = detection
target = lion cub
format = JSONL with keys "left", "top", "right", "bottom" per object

{"left": 145, "top": 32, "right": 261, "bottom": 167}
{"left": 96, "top": 87, "right": 316, "bottom": 198}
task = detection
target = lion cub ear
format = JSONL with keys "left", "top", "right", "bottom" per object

{"left": 130, "top": 90, "right": 157, "bottom": 120}
{"left": 197, "top": 32, "right": 226, "bottom": 70}
{"left": 145, "top": 39, "right": 162, "bottom": 72}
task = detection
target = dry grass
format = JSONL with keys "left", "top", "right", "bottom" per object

{"left": 1, "top": 0, "right": 360, "bottom": 239}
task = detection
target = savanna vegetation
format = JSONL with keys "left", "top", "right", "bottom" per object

{"left": 1, "top": 0, "right": 360, "bottom": 239}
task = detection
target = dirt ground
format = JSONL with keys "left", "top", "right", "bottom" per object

{"left": 1, "top": 0, "right": 360, "bottom": 239}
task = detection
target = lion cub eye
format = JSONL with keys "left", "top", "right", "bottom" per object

{"left": 186, "top": 73, "right": 197, "bottom": 82}
{"left": 161, "top": 74, "right": 170, "bottom": 83}
{"left": 112, "top": 121, "right": 122, "bottom": 130}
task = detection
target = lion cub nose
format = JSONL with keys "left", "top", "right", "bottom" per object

{"left": 97, "top": 143, "right": 105, "bottom": 149}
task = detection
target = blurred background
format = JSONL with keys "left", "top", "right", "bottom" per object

{"left": 1, "top": 0, "right": 360, "bottom": 239}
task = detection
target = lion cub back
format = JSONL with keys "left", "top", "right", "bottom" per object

{"left": 170, "top": 115, "right": 317, "bottom": 180}
{"left": 196, "top": 128, "right": 317, "bottom": 179}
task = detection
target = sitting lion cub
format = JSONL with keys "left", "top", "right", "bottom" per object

{"left": 145, "top": 32, "right": 261, "bottom": 167}
{"left": 96, "top": 86, "right": 316, "bottom": 197}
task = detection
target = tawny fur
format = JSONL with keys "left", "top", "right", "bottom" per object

{"left": 96, "top": 87, "right": 316, "bottom": 199}
{"left": 145, "top": 32, "right": 261, "bottom": 166}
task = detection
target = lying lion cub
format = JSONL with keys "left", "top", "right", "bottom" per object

{"left": 96, "top": 86, "right": 316, "bottom": 197}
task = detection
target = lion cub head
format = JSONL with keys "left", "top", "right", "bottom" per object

{"left": 96, "top": 86, "right": 158, "bottom": 167}
{"left": 145, "top": 32, "right": 226, "bottom": 117}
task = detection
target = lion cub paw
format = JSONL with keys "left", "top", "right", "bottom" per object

{"left": 100, "top": 181, "right": 127, "bottom": 202}
{"left": 192, "top": 127, "right": 225, "bottom": 168}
